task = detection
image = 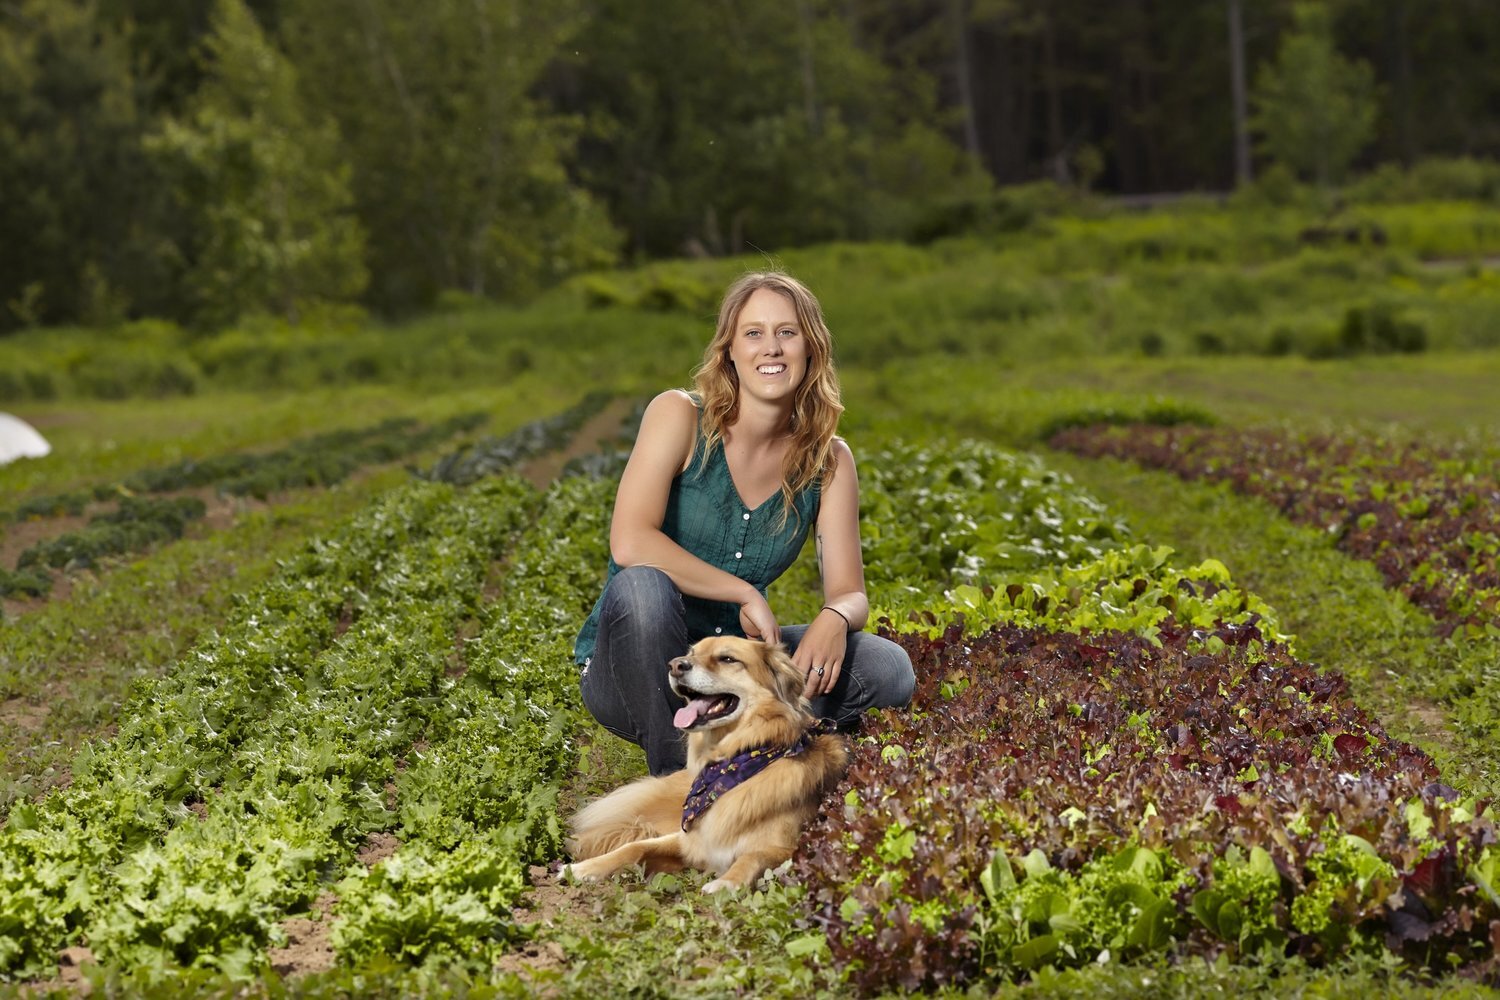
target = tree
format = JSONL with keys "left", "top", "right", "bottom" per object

{"left": 0, "top": 0, "right": 156, "bottom": 331}
{"left": 554, "top": 0, "right": 987, "bottom": 257}
{"left": 280, "top": 0, "right": 619, "bottom": 312}
{"left": 1252, "top": 1, "right": 1377, "bottom": 188}
{"left": 1227, "top": 0, "right": 1253, "bottom": 186}
{"left": 145, "top": 0, "right": 366, "bottom": 328}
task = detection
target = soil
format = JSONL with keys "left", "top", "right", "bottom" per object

{"left": 492, "top": 865, "right": 596, "bottom": 979}
{"left": 0, "top": 696, "right": 49, "bottom": 734}
{"left": 516, "top": 397, "right": 635, "bottom": 490}
{"left": 268, "top": 892, "right": 339, "bottom": 978}
{"left": 356, "top": 832, "right": 402, "bottom": 868}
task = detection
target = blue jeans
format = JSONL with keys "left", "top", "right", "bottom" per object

{"left": 579, "top": 565, "right": 916, "bottom": 775}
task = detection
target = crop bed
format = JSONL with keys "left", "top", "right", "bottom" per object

{"left": 1049, "top": 424, "right": 1500, "bottom": 639}
{"left": 799, "top": 621, "right": 1498, "bottom": 990}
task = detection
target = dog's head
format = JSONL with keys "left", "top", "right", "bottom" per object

{"left": 668, "top": 636, "right": 807, "bottom": 734}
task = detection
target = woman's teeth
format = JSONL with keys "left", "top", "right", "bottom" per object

{"left": 758, "top": 364, "right": 786, "bottom": 375}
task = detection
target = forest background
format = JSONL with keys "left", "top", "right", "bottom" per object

{"left": 3, "top": 0, "right": 1498, "bottom": 337}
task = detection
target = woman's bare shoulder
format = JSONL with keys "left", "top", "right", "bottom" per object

{"left": 633, "top": 389, "right": 699, "bottom": 473}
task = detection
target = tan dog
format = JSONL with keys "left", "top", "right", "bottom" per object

{"left": 566, "top": 636, "right": 848, "bottom": 893}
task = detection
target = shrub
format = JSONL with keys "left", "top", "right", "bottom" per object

{"left": 1337, "top": 303, "right": 1428, "bottom": 355}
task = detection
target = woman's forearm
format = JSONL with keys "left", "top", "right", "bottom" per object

{"left": 612, "top": 528, "right": 761, "bottom": 607}
{"left": 818, "top": 591, "right": 869, "bottom": 631}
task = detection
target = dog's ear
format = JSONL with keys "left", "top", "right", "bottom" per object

{"left": 763, "top": 642, "right": 808, "bottom": 707}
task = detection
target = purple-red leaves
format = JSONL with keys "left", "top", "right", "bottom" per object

{"left": 795, "top": 622, "right": 1498, "bottom": 990}
{"left": 1050, "top": 424, "right": 1500, "bottom": 637}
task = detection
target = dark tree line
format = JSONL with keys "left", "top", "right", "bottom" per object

{"left": 1, "top": 0, "right": 1496, "bottom": 333}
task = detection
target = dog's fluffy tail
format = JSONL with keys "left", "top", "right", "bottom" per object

{"left": 567, "top": 771, "right": 691, "bottom": 860}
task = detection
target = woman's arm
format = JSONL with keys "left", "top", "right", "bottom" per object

{"left": 793, "top": 438, "right": 867, "bottom": 696}
{"left": 610, "top": 390, "right": 780, "bottom": 641}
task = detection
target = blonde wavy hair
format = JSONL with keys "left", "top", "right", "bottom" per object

{"left": 690, "top": 272, "right": 844, "bottom": 529}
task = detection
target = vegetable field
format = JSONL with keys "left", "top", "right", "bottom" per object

{"left": 3, "top": 204, "right": 1500, "bottom": 997}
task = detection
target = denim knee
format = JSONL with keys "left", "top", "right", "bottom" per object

{"left": 852, "top": 631, "right": 915, "bottom": 708}
{"left": 601, "top": 565, "right": 681, "bottom": 623}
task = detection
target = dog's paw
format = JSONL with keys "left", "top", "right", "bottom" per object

{"left": 702, "top": 877, "right": 742, "bottom": 895}
{"left": 564, "top": 863, "right": 615, "bottom": 881}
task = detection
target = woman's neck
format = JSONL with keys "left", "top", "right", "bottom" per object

{"left": 730, "top": 394, "right": 793, "bottom": 446}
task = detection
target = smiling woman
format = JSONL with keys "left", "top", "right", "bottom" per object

{"left": 573, "top": 272, "right": 915, "bottom": 775}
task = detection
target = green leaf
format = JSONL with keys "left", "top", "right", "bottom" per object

{"left": 1010, "top": 933, "right": 1059, "bottom": 969}
{"left": 980, "top": 850, "right": 1016, "bottom": 903}
{"left": 1021, "top": 849, "right": 1052, "bottom": 879}
{"left": 784, "top": 933, "right": 828, "bottom": 959}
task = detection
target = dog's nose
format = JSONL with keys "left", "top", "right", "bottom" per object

{"left": 668, "top": 655, "right": 691, "bottom": 676}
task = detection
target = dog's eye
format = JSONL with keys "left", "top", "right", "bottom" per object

{"left": 717, "top": 654, "right": 739, "bottom": 665}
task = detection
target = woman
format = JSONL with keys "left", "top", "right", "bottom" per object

{"left": 574, "top": 272, "right": 915, "bottom": 775}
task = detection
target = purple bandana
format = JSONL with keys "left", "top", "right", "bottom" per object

{"left": 681, "top": 718, "right": 838, "bottom": 831}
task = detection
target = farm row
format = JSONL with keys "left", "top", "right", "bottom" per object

{"left": 1050, "top": 423, "right": 1500, "bottom": 638}
{"left": 0, "top": 396, "right": 611, "bottom": 603}
{"left": 3, "top": 414, "right": 1497, "bottom": 993}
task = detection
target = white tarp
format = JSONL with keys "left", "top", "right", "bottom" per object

{"left": 0, "top": 412, "right": 51, "bottom": 465}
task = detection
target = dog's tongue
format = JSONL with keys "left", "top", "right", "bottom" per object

{"left": 673, "top": 697, "right": 715, "bottom": 730}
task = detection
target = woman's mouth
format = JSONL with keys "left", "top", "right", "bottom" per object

{"left": 757, "top": 364, "right": 787, "bottom": 376}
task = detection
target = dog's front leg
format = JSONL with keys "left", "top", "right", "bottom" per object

{"left": 565, "top": 833, "right": 686, "bottom": 883}
{"left": 702, "top": 848, "right": 793, "bottom": 894}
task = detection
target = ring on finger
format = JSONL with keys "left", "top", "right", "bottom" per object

{"left": 816, "top": 666, "right": 826, "bottom": 676}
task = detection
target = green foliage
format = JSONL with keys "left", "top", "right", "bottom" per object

{"left": 562, "top": 0, "right": 988, "bottom": 256}
{"left": 977, "top": 846, "right": 1191, "bottom": 973}
{"left": 331, "top": 838, "right": 527, "bottom": 971}
{"left": 0, "top": 474, "right": 540, "bottom": 979}
{"left": 1036, "top": 399, "right": 1218, "bottom": 441}
{"left": 1191, "top": 845, "right": 1286, "bottom": 957}
{"left": 0, "top": 567, "right": 50, "bottom": 599}
{"left": 931, "top": 544, "right": 1287, "bottom": 649}
{"left": 15, "top": 496, "right": 206, "bottom": 572}
{"left": 1252, "top": 3, "right": 1378, "bottom": 187}
{"left": 0, "top": 0, "right": 161, "bottom": 332}
{"left": 855, "top": 440, "right": 1287, "bottom": 649}
{"left": 1347, "top": 157, "right": 1500, "bottom": 205}
{"left": 280, "top": 0, "right": 619, "bottom": 311}
{"left": 144, "top": 0, "right": 367, "bottom": 330}
{"left": 88, "top": 815, "right": 329, "bottom": 980}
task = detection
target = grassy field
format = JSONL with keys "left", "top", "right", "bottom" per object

{"left": 2, "top": 198, "right": 1498, "bottom": 996}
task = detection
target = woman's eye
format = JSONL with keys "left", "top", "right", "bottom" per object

{"left": 778, "top": 328, "right": 796, "bottom": 338}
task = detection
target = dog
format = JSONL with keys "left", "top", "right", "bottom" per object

{"left": 565, "top": 636, "right": 848, "bottom": 893}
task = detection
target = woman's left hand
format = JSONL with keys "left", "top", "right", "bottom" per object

{"left": 793, "top": 609, "right": 849, "bottom": 698}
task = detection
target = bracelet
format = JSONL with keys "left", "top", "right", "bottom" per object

{"left": 821, "top": 606, "right": 853, "bottom": 630}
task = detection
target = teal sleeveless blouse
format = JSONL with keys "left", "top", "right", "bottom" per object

{"left": 573, "top": 409, "right": 821, "bottom": 665}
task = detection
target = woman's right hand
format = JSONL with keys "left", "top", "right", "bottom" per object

{"left": 738, "top": 593, "right": 780, "bottom": 645}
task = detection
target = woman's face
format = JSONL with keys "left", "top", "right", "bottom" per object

{"left": 728, "top": 288, "right": 808, "bottom": 405}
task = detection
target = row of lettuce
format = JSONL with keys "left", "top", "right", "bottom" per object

{"left": 1, "top": 471, "right": 616, "bottom": 981}
{"left": 0, "top": 395, "right": 612, "bottom": 602}
{"left": 0, "top": 396, "right": 617, "bottom": 981}
{"left": 1049, "top": 423, "right": 1500, "bottom": 640}
{"left": 3, "top": 422, "right": 1497, "bottom": 987}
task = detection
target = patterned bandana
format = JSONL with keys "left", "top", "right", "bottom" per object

{"left": 681, "top": 718, "right": 839, "bottom": 832}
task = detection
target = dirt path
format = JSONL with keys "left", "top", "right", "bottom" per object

{"left": 517, "top": 396, "right": 635, "bottom": 490}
